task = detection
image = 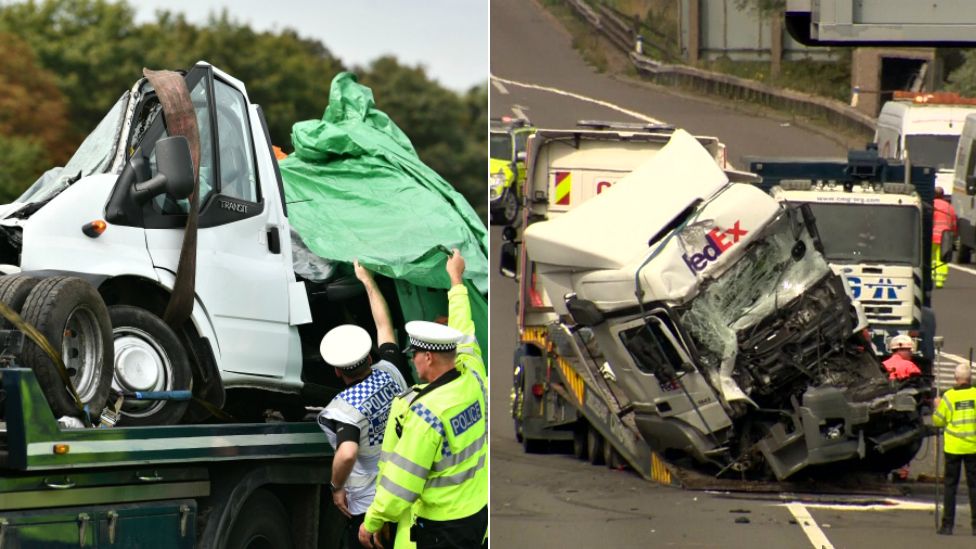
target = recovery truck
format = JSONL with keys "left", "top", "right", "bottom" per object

{"left": 745, "top": 149, "right": 943, "bottom": 368}
{"left": 0, "top": 62, "right": 484, "bottom": 546}
{"left": 0, "top": 360, "right": 341, "bottom": 547}
{"left": 501, "top": 127, "right": 925, "bottom": 483}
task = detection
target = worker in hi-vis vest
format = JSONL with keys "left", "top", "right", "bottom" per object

{"left": 933, "top": 363, "right": 976, "bottom": 536}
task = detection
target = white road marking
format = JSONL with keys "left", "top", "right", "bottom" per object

{"left": 941, "top": 351, "right": 971, "bottom": 365}
{"left": 489, "top": 74, "right": 663, "bottom": 124}
{"left": 491, "top": 78, "right": 509, "bottom": 95}
{"left": 801, "top": 498, "right": 934, "bottom": 512}
{"left": 511, "top": 105, "right": 529, "bottom": 120}
{"left": 948, "top": 263, "right": 976, "bottom": 276}
{"left": 786, "top": 502, "right": 835, "bottom": 549}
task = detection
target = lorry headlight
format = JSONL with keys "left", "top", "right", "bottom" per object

{"left": 489, "top": 171, "right": 506, "bottom": 201}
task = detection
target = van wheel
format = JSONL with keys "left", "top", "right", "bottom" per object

{"left": 227, "top": 488, "right": 295, "bottom": 549}
{"left": 109, "top": 306, "right": 191, "bottom": 425}
{"left": 20, "top": 277, "right": 114, "bottom": 418}
{"left": 492, "top": 189, "right": 519, "bottom": 226}
{"left": 587, "top": 428, "right": 605, "bottom": 466}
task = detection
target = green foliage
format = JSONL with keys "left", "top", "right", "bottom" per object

{"left": 0, "top": 0, "right": 145, "bottom": 143}
{"left": 732, "top": 0, "right": 785, "bottom": 17}
{"left": 0, "top": 0, "right": 486, "bottom": 217}
{"left": 946, "top": 50, "right": 976, "bottom": 97}
{"left": 0, "top": 32, "right": 70, "bottom": 154}
{"left": 0, "top": 135, "right": 49, "bottom": 202}
{"left": 703, "top": 52, "right": 851, "bottom": 103}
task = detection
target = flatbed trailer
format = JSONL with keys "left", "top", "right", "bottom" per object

{"left": 0, "top": 367, "right": 340, "bottom": 548}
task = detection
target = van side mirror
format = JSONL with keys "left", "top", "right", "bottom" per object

{"left": 131, "top": 136, "right": 194, "bottom": 205}
{"left": 499, "top": 241, "right": 518, "bottom": 279}
{"left": 967, "top": 175, "right": 976, "bottom": 195}
{"left": 941, "top": 230, "right": 955, "bottom": 263}
{"left": 501, "top": 225, "right": 518, "bottom": 242}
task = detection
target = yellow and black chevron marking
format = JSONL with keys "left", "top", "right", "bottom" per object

{"left": 556, "top": 356, "right": 585, "bottom": 405}
{"left": 650, "top": 452, "right": 674, "bottom": 486}
{"left": 522, "top": 326, "right": 548, "bottom": 348}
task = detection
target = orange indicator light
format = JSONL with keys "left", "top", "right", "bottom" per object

{"left": 82, "top": 220, "right": 107, "bottom": 238}
{"left": 53, "top": 444, "right": 70, "bottom": 455}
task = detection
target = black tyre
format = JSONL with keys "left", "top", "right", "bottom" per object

{"left": 573, "top": 421, "right": 589, "bottom": 460}
{"left": 587, "top": 428, "right": 605, "bottom": 466}
{"left": 20, "top": 276, "right": 114, "bottom": 418}
{"left": 494, "top": 189, "right": 520, "bottom": 226}
{"left": 227, "top": 488, "right": 295, "bottom": 549}
{"left": 0, "top": 274, "right": 40, "bottom": 328}
{"left": 513, "top": 417, "right": 524, "bottom": 443}
{"left": 109, "top": 305, "right": 192, "bottom": 426}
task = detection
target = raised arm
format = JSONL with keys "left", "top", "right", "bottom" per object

{"left": 355, "top": 260, "right": 394, "bottom": 346}
{"left": 445, "top": 249, "right": 485, "bottom": 377}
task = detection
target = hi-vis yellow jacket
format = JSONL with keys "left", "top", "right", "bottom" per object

{"left": 934, "top": 385, "right": 976, "bottom": 455}
{"left": 363, "top": 284, "right": 488, "bottom": 534}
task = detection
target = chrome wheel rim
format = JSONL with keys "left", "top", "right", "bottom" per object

{"left": 62, "top": 305, "right": 103, "bottom": 403}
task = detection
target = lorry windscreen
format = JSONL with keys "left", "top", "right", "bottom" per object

{"left": 17, "top": 92, "right": 129, "bottom": 205}
{"left": 805, "top": 203, "right": 919, "bottom": 265}
{"left": 490, "top": 132, "right": 513, "bottom": 160}
{"left": 906, "top": 134, "right": 959, "bottom": 170}
{"left": 681, "top": 209, "right": 831, "bottom": 364}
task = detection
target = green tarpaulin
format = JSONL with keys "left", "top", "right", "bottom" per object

{"left": 278, "top": 72, "right": 488, "bottom": 359}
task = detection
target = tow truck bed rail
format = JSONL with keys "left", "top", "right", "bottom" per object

{"left": 0, "top": 368, "right": 331, "bottom": 471}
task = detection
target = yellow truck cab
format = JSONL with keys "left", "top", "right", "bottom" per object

{"left": 489, "top": 117, "right": 534, "bottom": 225}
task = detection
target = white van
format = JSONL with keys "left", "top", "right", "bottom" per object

{"left": 875, "top": 92, "right": 976, "bottom": 196}
{"left": 951, "top": 112, "right": 976, "bottom": 262}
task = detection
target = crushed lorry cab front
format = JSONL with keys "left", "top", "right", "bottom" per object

{"left": 523, "top": 130, "right": 924, "bottom": 480}
{"left": 771, "top": 182, "right": 929, "bottom": 361}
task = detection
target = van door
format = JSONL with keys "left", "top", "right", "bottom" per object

{"left": 611, "top": 310, "right": 732, "bottom": 434}
{"left": 135, "top": 66, "right": 295, "bottom": 379}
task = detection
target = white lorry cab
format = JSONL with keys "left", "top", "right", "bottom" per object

{"left": 951, "top": 112, "right": 976, "bottom": 262}
{"left": 874, "top": 91, "right": 976, "bottom": 196}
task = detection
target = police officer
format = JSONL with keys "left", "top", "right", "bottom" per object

{"left": 359, "top": 249, "right": 487, "bottom": 549}
{"left": 933, "top": 363, "right": 976, "bottom": 536}
{"left": 882, "top": 335, "right": 922, "bottom": 381}
{"left": 318, "top": 261, "right": 412, "bottom": 549}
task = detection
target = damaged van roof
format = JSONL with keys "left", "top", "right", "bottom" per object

{"left": 524, "top": 130, "right": 729, "bottom": 270}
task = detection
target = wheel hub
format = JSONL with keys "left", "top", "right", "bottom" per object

{"left": 115, "top": 342, "right": 161, "bottom": 391}
{"left": 112, "top": 327, "right": 172, "bottom": 416}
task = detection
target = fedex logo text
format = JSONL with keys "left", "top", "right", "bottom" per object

{"left": 682, "top": 221, "right": 748, "bottom": 273}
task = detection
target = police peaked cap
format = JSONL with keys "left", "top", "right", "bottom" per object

{"left": 320, "top": 325, "right": 372, "bottom": 370}
{"left": 406, "top": 321, "right": 462, "bottom": 352}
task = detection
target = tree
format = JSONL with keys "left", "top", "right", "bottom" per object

{"left": 946, "top": 50, "right": 976, "bottom": 97}
{"left": 0, "top": 32, "right": 70, "bottom": 200}
{"left": 0, "top": 0, "right": 145, "bottom": 142}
